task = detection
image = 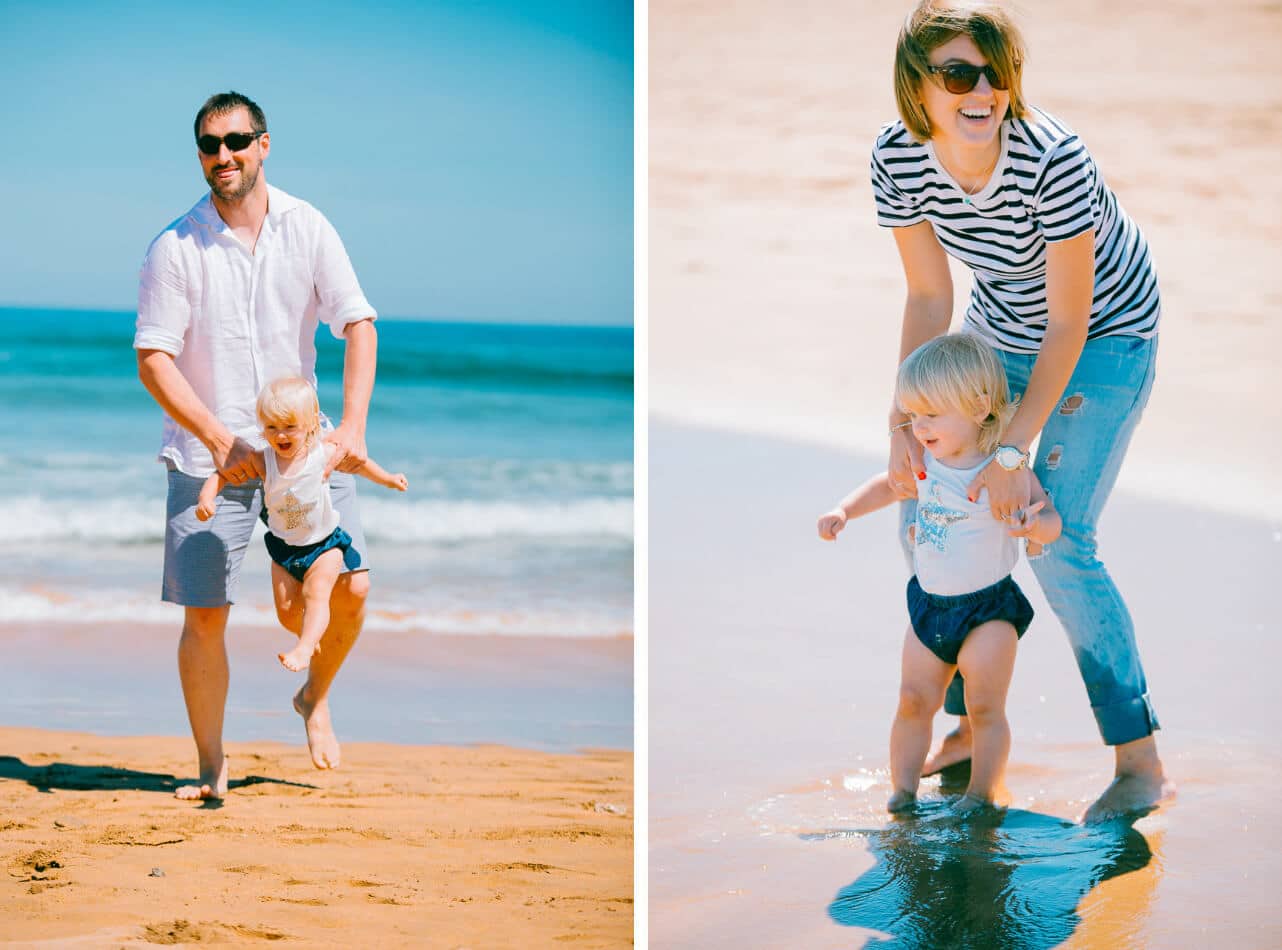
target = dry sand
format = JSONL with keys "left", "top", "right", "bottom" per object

{"left": 0, "top": 726, "right": 632, "bottom": 947}
{"left": 650, "top": 0, "right": 1282, "bottom": 516}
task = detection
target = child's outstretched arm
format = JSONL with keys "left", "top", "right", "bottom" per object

{"left": 195, "top": 472, "right": 227, "bottom": 522}
{"left": 353, "top": 456, "right": 409, "bottom": 492}
{"left": 817, "top": 472, "right": 898, "bottom": 540}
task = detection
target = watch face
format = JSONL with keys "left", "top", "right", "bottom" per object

{"left": 996, "top": 446, "right": 1024, "bottom": 470}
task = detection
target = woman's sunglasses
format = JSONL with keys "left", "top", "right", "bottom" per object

{"left": 196, "top": 130, "right": 265, "bottom": 156}
{"left": 927, "top": 63, "right": 1009, "bottom": 95}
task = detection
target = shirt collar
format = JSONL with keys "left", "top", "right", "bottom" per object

{"left": 188, "top": 182, "right": 302, "bottom": 231}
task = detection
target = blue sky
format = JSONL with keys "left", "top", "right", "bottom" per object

{"left": 0, "top": 0, "right": 633, "bottom": 325}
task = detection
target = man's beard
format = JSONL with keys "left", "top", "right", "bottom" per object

{"left": 207, "top": 162, "right": 260, "bottom": 201}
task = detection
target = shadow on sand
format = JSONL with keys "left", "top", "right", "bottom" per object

{"left": 0, "top": 756, "right": 317, "bottom": 796}
{"left": 811, "top": 796, "right": 1155, "bottom": 949}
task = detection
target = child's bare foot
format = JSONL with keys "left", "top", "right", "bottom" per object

{"left": 294, "top": 687, "right": 341, "bottom": 769}
{"left": 175, "top": 756, "right": 228, "bottom": 801}
{"left": 279, "top": 641, "right": 320, "bottom": 672}
{"left": 950, "top": 793, "right": 1000, "bottom": 817}
{"left": 923, "top": 723, "right": 972, "bottom": 775}
{"left": 887, "top": 789, "right": 917, "bottom": 813}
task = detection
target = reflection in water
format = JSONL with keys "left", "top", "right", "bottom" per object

{"left": 818, "top": 803, "right": 1155, "bottom": 949}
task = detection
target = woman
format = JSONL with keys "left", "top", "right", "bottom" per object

{"left": 872, "top": 0, "right": 1173, "bottom": 821}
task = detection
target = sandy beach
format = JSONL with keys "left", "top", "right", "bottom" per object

{"left": 0, "top": 618, "right": 633, "bottom": 946}
{"left": 650, "top": 0, "right": 1282, "bottom": 945}
{"left": 0, "top": 725, "right": 632, "bottom": 947}
{"left": 650, "top": 0, "right": 1282, "bottom": 516}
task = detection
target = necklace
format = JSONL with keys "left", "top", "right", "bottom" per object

{"left": 953, "top": 150, "right": 1001, "bottom": 204}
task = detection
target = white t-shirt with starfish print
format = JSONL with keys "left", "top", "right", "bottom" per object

{"left": 913, "top": 449, "right": 1018, "bottom": 596}
{"left": 263, "top": 441, "right": 340, "bottom": 547}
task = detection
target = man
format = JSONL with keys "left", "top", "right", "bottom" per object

{"left": 135, "top": 91, "right": 378, "bottom": 800}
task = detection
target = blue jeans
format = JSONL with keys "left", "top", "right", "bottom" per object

{"left": 899, "top": 334, "right": 1160, "bottom": 745}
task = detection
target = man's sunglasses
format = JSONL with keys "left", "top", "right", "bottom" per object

{"left": 196, "top": 130, "right": 265, "bottom": 156}
{"left": 927, "top": 63, "right": 1009, "bottom": 95}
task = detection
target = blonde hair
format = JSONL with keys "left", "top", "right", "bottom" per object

{"left": 256, "top": 376, "right": 321, "bottom": 439}
{"left": 894, "top": 0, "right": 1029, "bottom": 142}
{"left": 895, "top": 334, "right": 1014, "bottom": 455}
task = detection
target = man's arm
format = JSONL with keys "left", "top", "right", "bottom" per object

{"left": 136, "top": 349, "right": 264, "bottom": 483}
{"left": 323, "top": 318, "right": 377, "bottom": 477}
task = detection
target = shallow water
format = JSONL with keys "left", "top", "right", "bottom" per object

{"left": 650, "top": 423, "right": 1282, "bottom": 948}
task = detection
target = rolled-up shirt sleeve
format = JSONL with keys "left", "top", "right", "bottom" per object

{"left": 313, "top": 213, "right": 377, "bottom": 339}
{"left": 135, "top": 235, "right": 190, "bottom": 356}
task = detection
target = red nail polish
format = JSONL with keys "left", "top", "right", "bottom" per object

{"left": 967, "top": 495, "right": 974, "bottom": 502}
{"left": 917, "top": 472, "right": 926, "bottom": 480}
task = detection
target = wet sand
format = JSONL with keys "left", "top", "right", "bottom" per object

{"left": 0, "top": 726, "right": 632, "bottom": 947}
{"left": 649, "top": 423, "right": 1281, "bottom": 948}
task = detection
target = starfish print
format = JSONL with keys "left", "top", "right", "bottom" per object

{"left": 916, "top": 482, "right": 968, "bottom": 553}
{"left": 277, "top": 490, "right": 316, "bottom": 532}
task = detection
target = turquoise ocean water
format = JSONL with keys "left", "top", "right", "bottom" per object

{"left": 0, "top": 307, "right": 633, "bottom": 638}
{"left": 0, "top": 307, "right": 633, "bottom": 749}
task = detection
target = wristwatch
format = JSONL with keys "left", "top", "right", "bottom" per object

{"left": 994, "top": 444, "right": 1030, "bottom": 471}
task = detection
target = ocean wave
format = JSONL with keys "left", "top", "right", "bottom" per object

{"left": 0, "top": 586, "right": 631, "bottom": 639}
{"left": 0, "top": 494, "right": 634, "bottom": 544}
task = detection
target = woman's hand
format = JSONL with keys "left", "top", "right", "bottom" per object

{"left": 887, "top": 426, "right": 924, "bottom": 500}
{"left": 966, "top": 462, "right": 1031, "bottom": 522}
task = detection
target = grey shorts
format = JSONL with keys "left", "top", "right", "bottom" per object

{"left": 162, "top": 464, "right": 370, "bottom": 608}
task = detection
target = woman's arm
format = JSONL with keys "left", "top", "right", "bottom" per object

{"left": 968, "top": 229, "right": 1094, "bottom": 519}
{"left": 887, "top": 222, "right": 954, "bottom": 494}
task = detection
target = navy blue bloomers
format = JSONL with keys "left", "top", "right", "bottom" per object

{"left": 264, "top": 525, "right": 362, "bottom": 582}
{"left": 907, "top": 574, "right": 1034, "bottom": 665}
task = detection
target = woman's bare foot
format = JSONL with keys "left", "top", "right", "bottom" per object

{"left": 1083, "top": 736, "right": 1175, "bottom": 823}
{"left": 887, "top": 789, "right": 917, "bottom": 813}
{"left": 1083, "top": 772, "right": 1175, "bottom": 823}
{"left": 279, "top": 640, "right": 320, "bottom": 672}
{"left": 175, "top": 756, "right": 228, "bottom": 801}
{"left": 293, "top": 687, "right": 340, "bottom": 769}
{"left": 922, "top": 720, "right": 972, "bottom": 775}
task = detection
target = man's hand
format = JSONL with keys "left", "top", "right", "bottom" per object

{"left": 195, "top": 498, "right": 217, "bottom": 522}
{"left": 817, "top": 509, "right": 848, "bottom": 541}
{"left": 211, "top": 435, "right": 264, "bottom": 485}
{"left": 966, "top": 463, "right": 1031, "bottom": 522}
{"left": 323, "top": 423, "right": 369, "bottom": 479}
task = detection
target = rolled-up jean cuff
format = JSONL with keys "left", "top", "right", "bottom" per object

{"left": 1094, "top": 693, "right": 1160, "bottom": 746}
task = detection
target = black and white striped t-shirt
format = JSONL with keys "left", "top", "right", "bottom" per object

{"left": 871, "top": 107, "right": 1160, "bottom": 353}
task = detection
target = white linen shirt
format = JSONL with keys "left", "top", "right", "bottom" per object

{"left": 134, "top": 184, "right": 376, "bottom": 476}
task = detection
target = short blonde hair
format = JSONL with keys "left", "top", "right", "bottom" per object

{"left": 256, "top": 376, "right": 320, "bottom": 436}
{"left": 894, "top": 0, "right": 1029, "bottom": 142}
{"left": 896, "top": 334, "right": 1014, "bottom": 455}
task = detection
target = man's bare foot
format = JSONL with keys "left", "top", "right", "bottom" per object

{"left": 887, "top": 789, "right": 917, "bottom": 813}
{"left": 923, "top": 721, "right": 972, "bottom": 776}
{"left": 1083, "top": 772, "right": 1176, "bottom": 824}
{"left": 293, "top": 687, "right": 340, "bottom": 769}
{"left": 279, "top": 641, "right": 320, "bottom": 673}
{"left": 175, "top": 756, "right": 228, "bottom": 801}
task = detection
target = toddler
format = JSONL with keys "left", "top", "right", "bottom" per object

{"left": 196, "top": 377, "right": 407, "bottom": 671}
{"left": 817, "top": 334, "right": 1061, "bottom": 813}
